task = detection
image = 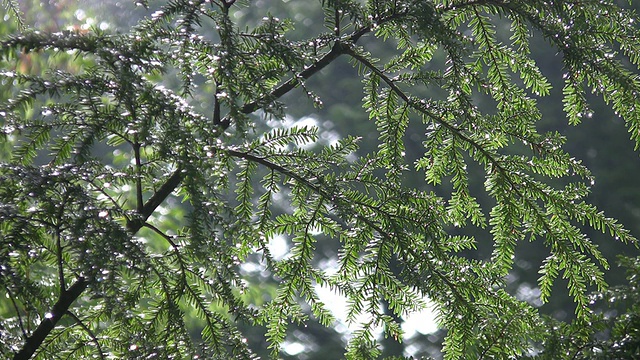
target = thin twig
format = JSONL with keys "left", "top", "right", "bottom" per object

{"left": 7, "top": 290, "right": 28, "bottom": 338}
{"left": 55, "top": 227, "right": 66, "bottom": 292}
{"left": 133, "top": 141, "right": 144, "bottom": 213}
{"left": 65, "top": 311, "right": 106, "bottom": 360}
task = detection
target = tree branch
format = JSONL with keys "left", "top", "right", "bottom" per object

{"left": 140, "top": 169, "right": 182, "bottom": 219}
{"left": 219, "top": 10, "right": 408, "bottom": 127}
{"left": 229, "top": 41, "right": 348, "bottom": 122}
{"left": 13, "top": 277, "right": 89, "bottom": 360}
{"left": 133, "top": 141, "right": 144, "bottom": 213}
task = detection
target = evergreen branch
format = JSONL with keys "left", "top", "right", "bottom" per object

{"left": 65, "top": 311, "right": 106, "bottom": 360}
{"left": 477, "top": 313, "right": 517, "bottom": 359}
{"left": 347, "top": 46, "right": 543, "bottom": 231}
{"left": 5, "top": 22, "right": 376, "bottom": 351}
{"left": 0, "top": 31, "right": 108, "bottom": 57}
{"left": 471, "top": 7, "right": 511, "bottom": 93}
{"left": 85, "top": 179, "right": 129, "bottom": 221}
{"left": 2, "top": 0, "right": 26, "bottom": 30}
{"left": 133, "top": 140, "right": 144, "bottom": 213}
{"left": 182, "top": 269, "right": 226, "bottom": 352}
{"left": 13, "top": 167, "right": 184, "bottom": 358}
{"left": 127, "top": 167, "right": 184, "bottom": 232}
{"left": 55, "top": 226, "right": 65, "bottom": 292}
{"left": 55, "top": 194, "right": 70, "bottom": 294}
{"left": 143, "top": 221, "right": 188, "bottom": 293}
{"left": 3, "top": 1, "right": 639, "bottom": 357}
{"left": 223, "top": 41, "right": 347, "bottom": 126}
{"left": 403, "top": 244, "right": 477, "bottom": 317}
{"left": 7, "top": 291, "right": 28, "bottom": 338}
{"left": 226, "top": 148, "right": 475, "bottom": 328}
{"left": 349, "top": 7, "right": 409, "bottom": 43}
{"left": 226, "top": 150, "right": 326, "bottom": 201}
{"left": 217, "top": 10, "right": 408, "bottom": 128}
{"left": 440, "top": 0, "right": 502, "bottom": 12}
{"left": 13, "top": 277, "right": 89, "bottom": 360}
{"left": 347, "top": 43, "right": 609, "bottom": 315}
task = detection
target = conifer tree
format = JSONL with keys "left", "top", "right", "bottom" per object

{"left": 1, "top": 1, "right": 640, "bottom": 359}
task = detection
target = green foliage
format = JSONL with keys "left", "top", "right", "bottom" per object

{"left": 2, "top": 0, "right": 26, "bottom": 30}
{"left": 1, "top": 0, "right": 640, "bottom": 359}
{"left": 524, "top": 255, "right": 640, "bottom": 359}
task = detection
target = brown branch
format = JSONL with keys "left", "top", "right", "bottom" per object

{"left": 140, "top": 169, "right": 183, "bottom": 220}
{"left": 215, "top": 10, "right": 409, "bottom": 130}
{"left": 228, "top": 41, "right": 348, "bottom": 123}
{"left": 13, "top": 277, "right": 89, "bottom": 360}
